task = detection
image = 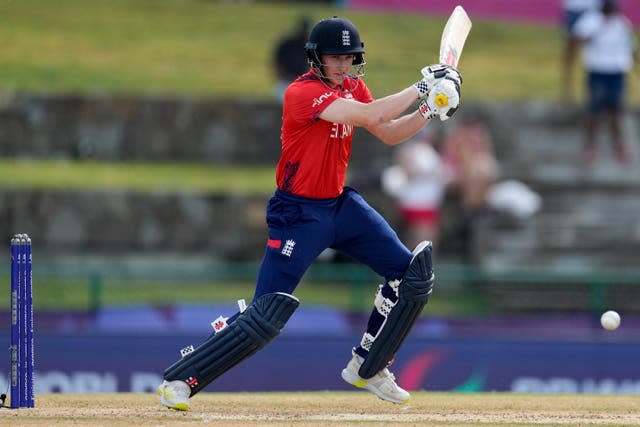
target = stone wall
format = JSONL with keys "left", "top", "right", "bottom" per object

{"left": 1, "top": 94, "right": 640, "bottom": 268}
{"left": 0, "top": 93, "right": 448, "bottom": 170}
{"left": 0, "top": 189, "right": 268, "bottom": 261}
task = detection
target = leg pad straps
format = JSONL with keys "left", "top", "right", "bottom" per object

{"left": 358, "top": 242, "right": 434, "bottom": 379}
{"left": 164, "top": 292, "right": 299, "bottom": 395}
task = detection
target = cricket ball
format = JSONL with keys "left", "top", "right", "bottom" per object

{"left": 600, "top": 310, "right": 621, "bottom": 331}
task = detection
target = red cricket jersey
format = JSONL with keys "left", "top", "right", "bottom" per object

{"left": 276, "top": 71, "right": 374, "bottom": 199}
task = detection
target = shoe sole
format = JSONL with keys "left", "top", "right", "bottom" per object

{"left": 157, "top": 387, "right": 190, "bottom": 411}
{"left": 341, "top": 369, "right": 409, "bottom": 405}
{"left": 163, "top": 401, "right": 189, "bottom": 411}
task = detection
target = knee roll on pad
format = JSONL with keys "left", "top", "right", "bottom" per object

{"left": 163, "top": 292, "right": 299, "bottom": 396}
{"left": 358, "top": 242, "right": 434, "bottom": 379}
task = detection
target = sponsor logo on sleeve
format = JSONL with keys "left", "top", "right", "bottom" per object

{"left": 312, "top": 92, "right": 333, "bottom": 108}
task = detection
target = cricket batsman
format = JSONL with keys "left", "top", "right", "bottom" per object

{"left": 158, "top": 16, "right": 462, "bottom": 410}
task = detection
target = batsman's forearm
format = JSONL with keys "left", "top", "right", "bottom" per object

{"left": 361, "top": 87, "right": 420, "bottom": 126}
{"left": 368, "top": 110, "right": 429, "bottom": 146}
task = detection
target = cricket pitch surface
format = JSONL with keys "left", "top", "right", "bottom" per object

{"left": 1, "top": 391, "right": 638, "bottom": 426}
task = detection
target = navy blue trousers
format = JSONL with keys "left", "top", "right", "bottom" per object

{"left": 254, "top": 187, "right": 412, "bottom": 298}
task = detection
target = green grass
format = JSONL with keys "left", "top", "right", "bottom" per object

{"left": 1, "top": 0, "right": 629, "bottom": 103}
{"left": 0, "top": 159, "right": 275, "bottom": 194}
{"left": 0, "top": 276, "right": 488, "bottom": 316}
{"left": 120, "top": 280, "right": 485, "bottom": 316}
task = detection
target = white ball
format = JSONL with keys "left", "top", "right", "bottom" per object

{"left": 600, "top": 310, "right": 621, "bottom": 331}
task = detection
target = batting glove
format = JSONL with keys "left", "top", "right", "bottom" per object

{"left": 413, "top": 64, "right": 462, "bottom": 98}
{"left": 418, "top": 78, "right": 460, "bottom": 121}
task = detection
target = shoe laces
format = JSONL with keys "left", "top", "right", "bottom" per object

{"left": 162, "top": 386, "right": 176, "bottom": 398}
{"left": 380, "top": 368, "right": 396, "bottom": 382}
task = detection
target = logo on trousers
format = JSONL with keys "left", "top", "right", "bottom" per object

{"left": 186, "top": 377, "right": 199, "bottom": 388}
{"left": 281, "top": 240, "right": 296, "bottom": 257}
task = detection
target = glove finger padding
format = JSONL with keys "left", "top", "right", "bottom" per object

{"left": 426, "top": 79, "right": 460, "bottom": 121}
{"left": 414, "top": 63, "right": 462, "bottom": 98}
{"left": 421, "top": 64, "right": 462, "bottom": 87}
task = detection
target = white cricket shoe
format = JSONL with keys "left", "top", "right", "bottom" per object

{"left": 340, "top": 351, "right": 410, "bottom": 404}
{"left": 158, "top": 380, "right": 191, "bottom": 411}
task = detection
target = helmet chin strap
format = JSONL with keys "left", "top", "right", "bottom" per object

{"left": 312, "top": 67, "right": 363, "bottom": 93}
{"left": 312, "top": 68, "right": 339, "bottom": 91}
{"left": 310, "top": 63, "right": 328, "bottom": 80}
{"left": 311, "top": 62, "right": 366, "bottom": 80}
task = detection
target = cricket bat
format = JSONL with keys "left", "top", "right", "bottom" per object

{"left": 439, "top": 5, "right": 472, "bottom": 68}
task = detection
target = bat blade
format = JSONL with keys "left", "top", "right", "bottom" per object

{"left": 439, "top": 5, "right": 472, "bottom": 67}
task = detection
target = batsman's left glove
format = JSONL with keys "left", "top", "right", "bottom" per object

{"left": 418, "top": 78, "right": 460, "bottom": 121}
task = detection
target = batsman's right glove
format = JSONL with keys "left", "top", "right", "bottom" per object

{"left": 413, "top": 64, "right": 462, "bottom": 98}
{"left": 418, "top": 78, "right": 460, "bottom": 121}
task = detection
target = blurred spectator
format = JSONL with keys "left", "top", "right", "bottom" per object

{"left": 384, "top": 120, "right": 542, "bottom": 263}
{"left": 572, "top": 0, "right": 638, "bottom": 163}
{"left": 381, "top": 129, "right": 451, "bottom": 250}
{"left": 272, "top": 16, "right": 312, "bottom": 102}
{"left": 440, "top": 119, "right": 499, "bottom": 262}
{"left": 561, "top": 0, "right": 601, "bottom": 100}
{"left": 442, "top": 119, "right": 498, "bottom": 217}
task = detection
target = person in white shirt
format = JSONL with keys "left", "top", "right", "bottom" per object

{"left": 381, "top": 129, "right": 451, "bottom": 249}
{"left": 572, "top": 0, "right": 637, "bottom": 163}
{"left": 561, "top": 0, "right": 601, "bottom": 99}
